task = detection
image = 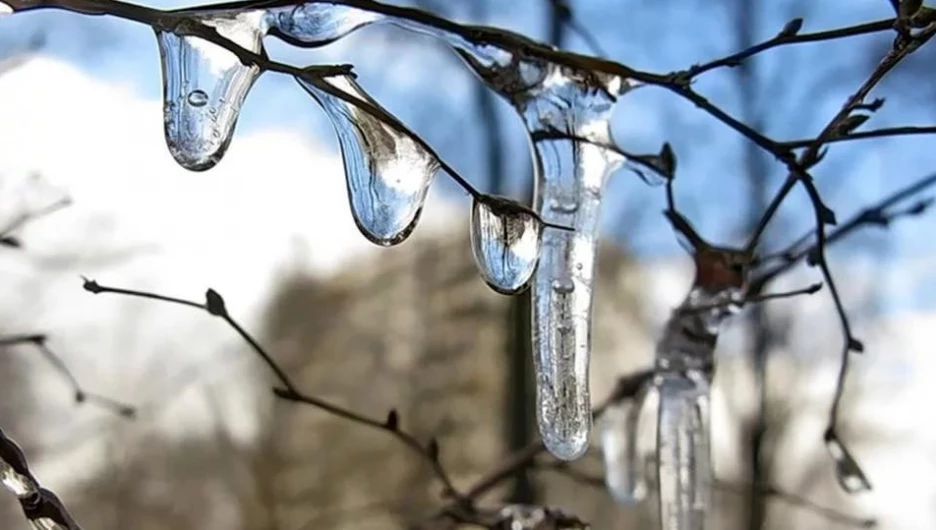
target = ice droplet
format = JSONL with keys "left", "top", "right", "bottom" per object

{"left": 266, "top": 2, "right": 383, "bottom": 46}
{"left": 657, "top": 373, "right": 710, "bottom": 530}
{"left": 186, "top": 89, "right": 209, "bottom": 107}
{"left": 155, "top": 10, "right": 266, "bottom": 171}
{"left": 470, "top": 196, "right": 542, "bottom": 294}
{"left": 297, "top": 75, "right": 439, "bottom": 246}
{"left": 824, "top": 433, "right": 871, "bottom": 493}
{"left": 600, "top": 386, "right": 653, "bottom": 507}
{"left": 0, "top": 2, "right": 13, "bottom": 16}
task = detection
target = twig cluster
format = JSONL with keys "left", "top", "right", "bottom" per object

{"left": 1, "top": 0, "right": 935, "bottom": 528}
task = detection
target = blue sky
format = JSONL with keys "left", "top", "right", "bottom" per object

{"left": 2, "top": 0, "right": 935, "bottom": 310}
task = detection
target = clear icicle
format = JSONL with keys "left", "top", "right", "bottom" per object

{"left": 297, "top": 75, "right": 439, "bottom": 246}
{"left": 600, "top": 385, "right": 653, "bottom": 506}
{"left": 656, "top": 372, "right": 710, "bottom": 530}
{"left": 155, "top": 10, "right": 266, "bottom": 171}
{"left": 469, "top": 196, "right": 542, "bottom": 294}
{"left": 653, "top": 242, "right": 747, "bottom": 530}
{"left": 824, "top": 431, "right": 871, "bottom": 493}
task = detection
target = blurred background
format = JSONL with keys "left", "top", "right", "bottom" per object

{"left": 1, "top": 0, "right": 935, "bottom": 528}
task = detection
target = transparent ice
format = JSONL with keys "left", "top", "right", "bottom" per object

{"left": 297, "top": 74, "right": 440, "bottom": 246}
{"left": 656, "top": 372, "right": 710, "bottom": 530}
{"left": 469, "top": 196, "right": 542, "bottom": 294}
{"left": 653, "top": 282, "right": 742, "bottom": 530}
{"left": 155, "top": 10, "right": 266, "bottom": 170}
{"left": 599, "top": 385, "right": 654, "bottom": 506}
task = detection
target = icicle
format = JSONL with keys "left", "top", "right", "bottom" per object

{"left": 824, "top": 431, "right": 871, "bottom": 493}
{"left": 600, "top": 385, "right": 653, "bottom": 506}
{"left": 297, "top": 74, "right": 439, "bottom": 246}
{"left": 656, "top": 372, "right": 710, "bottom": 530}
{"left": 155, "top": 10, "right": 266, "bottom": 171}
{"left": 652, "top": 238, "right": 748, "bottom": 530}
{"left": 469, "top": 196, "right": 542, "bottom": 294}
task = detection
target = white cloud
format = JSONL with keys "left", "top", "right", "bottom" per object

{"left": 0, "top": 54, "right": 461, "bottom": 486}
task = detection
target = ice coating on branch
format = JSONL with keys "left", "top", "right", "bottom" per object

{"left": 155, "top": 10, "right": 266, "bottom": 171}
{"left": 297, "top": 74, "right": 439, "bottom": 246}
{"left": 266, "top": 2, "right": 383, "bottom": 46}
{"left": 656, "top": 372, "right": 710, "bottom": 530}
{"left": 653, "top": 238, "right": 748, "bottom": 530}
{"left": 21, "top": 489, "right": 83, "bottom": 530}
{"left": 470, "top": 196, "right": 542, "bottom": 294}
{"left": 1, "top": 429, "right": 82, "bottom": 529}
{"left": 0, "top": 428, "right": 37, "bottom": 498}
{"left": 600, "top": 386, "right": 654, "bottom": 506}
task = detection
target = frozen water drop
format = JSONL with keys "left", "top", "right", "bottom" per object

{"left": 469, "top": 196, "right": 542, "bottom": 295}
{"left": 297, "top": 75, "right": 439, "bottom": 246}
{"left": 266, "top": 2, "right": 383, "bottom": 46}
{"left": 155, "top": 10, "right": 265, "bottom": 171}
{"left": 656, "top": 373, "right": 710, "bottom": 530}
{"left": 0, "top": 2, "right": 12, "bottom": 16}
{"left": 186, "top": 89, "right": 209, "bottom": 107}
{"left": 824, "top": 433, "right": 871, "bottom": 493}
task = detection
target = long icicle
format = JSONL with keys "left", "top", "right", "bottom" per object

{"left": 653, "top": 212, "right": 750, "bottom": 530}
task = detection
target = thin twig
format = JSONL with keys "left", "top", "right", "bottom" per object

{"left": 0, "top": 333, "right": 135, "bottom": 417}
{"left": 80, "top": 278, "right": 469, "bottom": 506}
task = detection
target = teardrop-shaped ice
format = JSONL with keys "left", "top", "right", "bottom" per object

{"left": 469, "top": 196, "right": 542, "bottom": 295}
{"left": 600, "top": 386, "right": 652, "bottom": 506}
{"left": 657, "top": 373, "right": 710, "bottom": 530}
{"left": 155, "top": 10, "right": 266, "bottom": 171}
{"left": 297, "top": 75, "right": 440, "bottom": 246}
{"left": 266, "top": 2, "right": 384, "bottom": 46}
{"left": 824, "top": 432, "right": 871, "bottom": 493}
